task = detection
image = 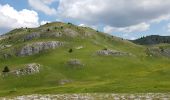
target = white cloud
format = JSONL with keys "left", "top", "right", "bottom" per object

{"left": 40, "top": 20, "right": 51, "bottom": 25}
{"left": 79, "top": 23, "right": 98, "bottom": 30}
{"left": 57, "top": 0, "right": 170, "bottom": 33}
{"left": 167, "top": 23, "right": 170, "bottom": 32}
{"left": 104, "top": 23, "right": 150, "bottom": 33}
{"left": 28, "top": 0, "right": 57, "bottom": 15}
{"left": 0, "top": 4, "right": 39, "bottom": 30}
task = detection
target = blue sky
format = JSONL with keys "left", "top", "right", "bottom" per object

{"left": 1, "top": 0, "right": 170, "bottom": 40}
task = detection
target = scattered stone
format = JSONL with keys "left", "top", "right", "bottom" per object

{"left": 18, "top": 41, "right": 64, "bottom": 56}
{"left": 58, "top": 79, "right": 73, "bottom": 85}
{"left": 67, "top": 59, "right": 84, "bottom": 67}
{"left": 97, "top": 49, "right": 130, "bottom": 56}
{"left": 1, "top": 93, "right": 170, "bottom": 100}
{"left": 75, "top": 46, "right": 84, "bottom": 50}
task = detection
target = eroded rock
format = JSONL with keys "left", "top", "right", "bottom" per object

{"left": 24, "top": 33, "right": 40, "bottom": 41}
{"left": 64, "top": 28, "right": 78, "bottom": 37}
{"left": 18, "top": 41, "right": 64, "bottom": 56}
{"left": 2, "top": 63, "right": 41, "bottom": 77}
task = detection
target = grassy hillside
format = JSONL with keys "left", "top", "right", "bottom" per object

{"left": 0, "top": 22, "right": 170, "bottom": 97}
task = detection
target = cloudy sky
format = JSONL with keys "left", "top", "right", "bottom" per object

{"left": 1, "top": 0, "right": 170, "bottom": 39}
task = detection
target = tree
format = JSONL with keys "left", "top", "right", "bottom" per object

{"left": 47, "top": 28, "right": 50, "bottom": 32}
{"left": 2, "top": 66, "right": 10, "bottom": 73}
{"left": 61, "top": 26, "right": 63, "bottom": 29}
{"left": 69, "top": 49, "right": 73, "bottom": 53}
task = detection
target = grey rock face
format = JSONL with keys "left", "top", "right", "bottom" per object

{"left": 64, "top": 28, "right": 78, "bottom": 37}
{"left": 97, "top": 49, "right": 130, "bottom": 56}
{"left": 18, "top": 41, "right": 64, "bottom": 56}
{"left": 24, "top": 33, "right": 40, "bottom": 41}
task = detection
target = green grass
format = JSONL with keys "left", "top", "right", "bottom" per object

{"left": 0, "top": 22, "right": 170, "bottom": 97}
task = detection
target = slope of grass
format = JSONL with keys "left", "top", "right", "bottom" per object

{"left": 0, "top": 22, "right": 170, "bottom": 97}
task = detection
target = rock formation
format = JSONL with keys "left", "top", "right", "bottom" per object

{"left": 24, "top": 33, "right": 40, "bottom": 41}
{"left": 146, "top": 47, "right": 170, "bottom": 57}
{"left": 18, "top": 41, "right": 64, "bottom": 56}
{"left": 2, "top": 63, "right": 41, "bottom": 77}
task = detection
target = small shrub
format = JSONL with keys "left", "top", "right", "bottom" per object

{"left": 68, "top": 49, "right": 73, "bottom": 53}
{"left": 2, "top": 66, "right": 10, "bottom": 73}
{"left": 47, "top": 28, "right": 50, "bottom": 32}
{"left": 103, "top": 48, "right": 108, "bottom": 50}
{"left": 68, "top": 22, "right": 72, "bottom": 25}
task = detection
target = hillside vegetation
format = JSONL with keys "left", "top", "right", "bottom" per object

{"left": 132, "top": 35, "right": 170, "bottom": 45}
{"left": 0, "top": 22, "right": 170, "bottom": 97}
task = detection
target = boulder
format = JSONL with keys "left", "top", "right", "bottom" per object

{"left": 18, "top": 41, "right": 64, "bottom": 56}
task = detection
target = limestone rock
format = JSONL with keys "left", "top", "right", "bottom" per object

{"left": 64, "top": 28, "right": 78, "bottom": 37}
{"left": 97, "top": 49, "right": 130, "bottom": 56}
{"left": 67, "top": 59, "right": 84, "bottom": 67}
{"left": 58, "top": 79, "right": 72, "bottom": 85}
{"left": 24, "top": 33, "right": 40, "bottom": 41}
{"left": 18, "top": 41, "right": 64, "bottom": 56}
{"left": 2, "top": 63, "right": 41, "bottom": 77}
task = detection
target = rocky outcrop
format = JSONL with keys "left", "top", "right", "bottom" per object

{"left": 41, "top": 32, "right": 62, "bottom": 38}
{"left": 18, "top": 41, "right": 64, "bottom": 56}
{"left": 2, "top": 63, "right": 41, "bottom": 77}
{"left": 24, "top": 33, "right": 40, "bottom": 41}
{"left": 64, "top": 28, "right": 78, "bottom": 37}
{"left": 146, "top": 47, "right": 170, "bottom": 57}
{"left": 97, "top": 49, "right": 130, "bottom": 56}
{"left": 0, "top": 44, "right": 12, "bottom": 49}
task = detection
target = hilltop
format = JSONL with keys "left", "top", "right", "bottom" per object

{"left": 0, "top": 22, "right": 170, "bottom": 97}
{"left": 132, "top": 35, "right": 170, "bottom": 45}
